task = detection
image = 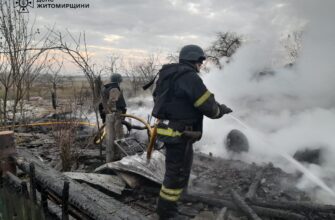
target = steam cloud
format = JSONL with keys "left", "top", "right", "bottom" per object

{"left": 199, "top": 0, "right": 335, "bottom": 203}
{"left": 122, "top": 0, "right": 335, "bottom": 203}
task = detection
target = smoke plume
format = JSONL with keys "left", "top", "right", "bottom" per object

{"left": 199, "top": 0, "right": 335, "bottom": 203}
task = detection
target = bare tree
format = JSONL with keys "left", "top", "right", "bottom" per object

{"left": 126, "top": 54, "right": 161, "bottom": 95}
{"left": 0, "top": 0, "right": 56, "bottom": 126}
{"left": 105, "top": 54, "right": 123, "bottom": 75}
{"left": 124, "top": 67, "right": 141, "bottom": 96}
{"left": 166, "top": 52, "right": 179, "bottom": 63}
{"left": 137, "top": 54, "right": 160, "bottom": 82}
{"left": 206, "top": 32, "right": 242, "bottom": 69}
{"left": 41, "top": 59, "right": 64, "bottom": 109}
{"left": 55, "top": 30, "right": 103, "bottom": 127}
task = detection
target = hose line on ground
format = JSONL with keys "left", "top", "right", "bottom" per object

{"left": 0, "top": 121, "right": 97, "bottom": 130}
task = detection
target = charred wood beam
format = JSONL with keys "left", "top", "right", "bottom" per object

{"left": 46, "top": 188, "right": 90, "bottom": 220}
{"left": 3, "top": 170, "right": 30, "bottom": 199}
{"left": 251, "top": 205, "right": 305, "bottom": 220}
{"left": 15, "top": 148, "right": 147, "bottom": 220}
{"left": 3, "top": 171, "right": 25, "bottom": 193}
{"left": 230, "top": 189, "right": 262, "bottom": 220}
{"left": 19, "top": 161, "right": 140, "bottom": 220}
{"left": 182, "top": 193, "right": 306, "bottom": 220}
{"left": 251, "top": 199, "right": 335, "bottom": 214}
{"left": 245, "top": 168, "right": 264, "bottom": 200}
{"left": 19, "top": 162, "right": 93, "bottom": 219}
{"left": 4, "top": 170, "right": 59, "bottom": 219}
{"left": 46, "top": 202, "right": 63, "bottom": 220}
{"left": 34, "top": 186, "right": 63, "bottom": 220}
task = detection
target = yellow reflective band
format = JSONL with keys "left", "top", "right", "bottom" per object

{"left": 157, "top": 128, "right": 182, "bottom": 137}
{"left": 161, "top": 186, "right": 183, "bottom": 196}
{"left": 159, "top": 191, "right": 181, "bottom": 202}
{"left": 194, "top": 91, "right": 211, "bottom": 107}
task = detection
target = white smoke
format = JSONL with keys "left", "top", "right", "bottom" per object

{"left": 199, "top": 0, "right": 335, "bottom": 203}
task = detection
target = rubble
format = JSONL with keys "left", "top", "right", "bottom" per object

{"left": 6, "top": 125, "right": 334, "bottom": 219}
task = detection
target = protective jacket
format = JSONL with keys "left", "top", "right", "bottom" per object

{"left": 102, "top": 82, "right": 126, "bottom": 112}
{"left": 153, "top": 62, "right": 222, "bottom": 142}
{"left": 99, "top": 82, "right": 126, "bottom": 123}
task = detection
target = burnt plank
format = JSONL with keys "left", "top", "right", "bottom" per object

{"left": 251, "top": 199, "right": 335, "bottom": 214}
{"left": 231, "top": 189, "right": 262, "bottom": 220}
{"left": 182, "top": 193, "right": 305, "bottom": 220}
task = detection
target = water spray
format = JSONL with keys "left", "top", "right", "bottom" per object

{"left": 228, "top": 114, "right": 335, "bottom": 199}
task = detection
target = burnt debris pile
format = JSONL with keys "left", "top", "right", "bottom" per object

{"left": 1, "top": 126, "right": 335, "bottom": 220}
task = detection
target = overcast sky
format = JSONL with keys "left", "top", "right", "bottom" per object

{"left": 27, "top": 0, "right": 309, "bottom": 72}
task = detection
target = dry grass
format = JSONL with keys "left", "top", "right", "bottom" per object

{"left": 51, "top": 108, "right": 83, "bottom": 171}
{"left": 55, "top": 126, "right": 75, "bottom": 171}
{"left": 31, "top": 80, "right": 92, "bottom": 100}
{"left": 1, "top": 76, "right": 151, "bottom": 102}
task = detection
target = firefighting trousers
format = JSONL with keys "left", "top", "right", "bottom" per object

{"left": 157, "top": 141, "right": 193, "bottom": 219}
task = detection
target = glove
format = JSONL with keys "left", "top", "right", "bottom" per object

{"left": 216, "top": 104, "right": 233, "bottom": 118}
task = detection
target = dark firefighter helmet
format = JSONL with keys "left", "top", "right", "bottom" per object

{"left": 111, "top": 73, "right": 123, "bottom": 83}
{"left": 179, "top": 44, "right": 206, "bottom": 63}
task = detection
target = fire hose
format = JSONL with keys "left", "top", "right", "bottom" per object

{"left": 92, "top": 113, "right": 157, "bottom": 161}
{"left": 0, "top": 121, "right": 97, "bottom": 129}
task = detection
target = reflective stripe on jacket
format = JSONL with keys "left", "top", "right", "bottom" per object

{"left": 153, "top": 62, "right": 222, "bottom": 135}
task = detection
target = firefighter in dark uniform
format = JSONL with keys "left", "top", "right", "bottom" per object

{"left": 153, "top": 45, "right": 233, "bottom": 219}
{"left": 99, "top": 73, "right": 127, "bottom": 123}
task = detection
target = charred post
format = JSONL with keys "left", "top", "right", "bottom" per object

{"left": 104, "top": 85, "right": 124, "bottom": 162}
{"left": 41, "top": 184, "right": 49, "bottom": 214}
{"left": 30, "top": 162, "right": 37, "bottom": 203}
{"left": 62, "top": 181, "right": 70, "bottom": 220}
{"left": 0, "top": 169, "right": 2, "bottom": 188}
{"left": 106, "top": 113, "right": 116, "bottom": 162}
{"left": 21, "top": 181, "right": 30, "bottom": 199}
